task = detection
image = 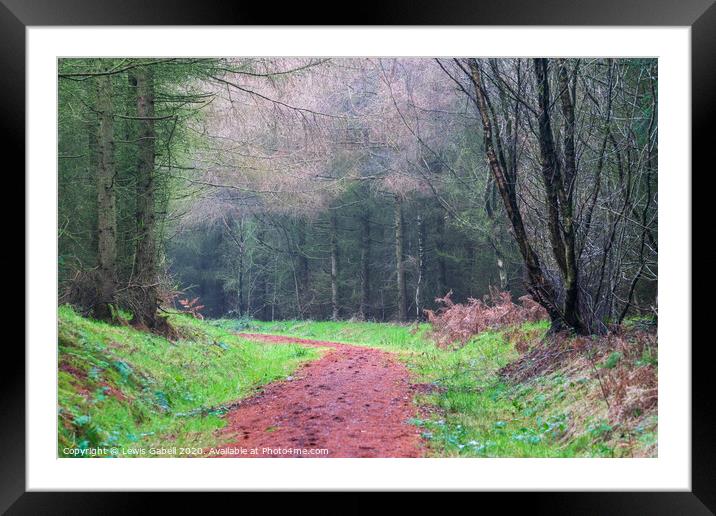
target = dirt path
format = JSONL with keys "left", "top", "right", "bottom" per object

{"left": 213, "top": 333, "right": 423, "bottom": 458}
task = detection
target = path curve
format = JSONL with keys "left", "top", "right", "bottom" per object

{"left": 213, "top": 333, "right": 423, "bottom": 458}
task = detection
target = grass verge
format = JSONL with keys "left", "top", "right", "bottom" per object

{"left": 216, "top": 318, "right": 657, "bottom": 458}
{"left": 58, "top": 305, "right": 321, "bottom": 457}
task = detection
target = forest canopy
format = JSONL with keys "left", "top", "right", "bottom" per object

{"left": 58, "top": 57, "right": 657, "bottom": 335}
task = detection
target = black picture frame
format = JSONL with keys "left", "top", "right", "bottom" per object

{"left": 5, "top": 0, "right": 710, "bottom": 512}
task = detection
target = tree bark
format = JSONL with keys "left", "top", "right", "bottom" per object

{"left": 94, "top": 70, "right": 118, "bottom": 320}
{"left": 359, "top": 207, "right": 371, "bottom": 320}
{"left": 255, "top": 224, "right": 271, "bottom": 321}
{"left": 236, "top": 217, "right": 245, "bottom": 316}
{"left": 132, "top": 66, "right": 159, "bottom": 328}
{"left": 555, "top": 59, "right": 583, "bottom": 332}
{"left": 395, "top": 195, "right": 407, "bottom": 322}
{"left": 435, "top": 211, "right": 448, "bottom": 296}
{"left": 329, "top": 209, "right": 339, "bottom": 321}
{"left": 220, "top": 214, "right": 245, "bottom": 317}
{"left": 534, "top": 58, "right": 584, "bottom": 333}
{"left": 297, "top": 217, "right": 309, "bottom": 293}
{"left": 467, "top": 58, "right": 565, "bottom": 331}
{"left": 271, "top": 254, "right": 278, "bottom": 321}
{"left": 416, "top": 213, "right": 426, "bottom": 319}
{"left": 484, "top": 175, "right": 508, "bottom": 290}
{"left": 293, "top": 217, "right": 308, "bottom": 318}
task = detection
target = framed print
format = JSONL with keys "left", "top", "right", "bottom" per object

{"left": 5, "top": 0, "right": 711, "bottom": 511}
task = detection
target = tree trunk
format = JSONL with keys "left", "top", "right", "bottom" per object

{"left": 132, "top": 66, "right": 159, "bottom": 328}
{"left": 435, "top": 211, "right": 448, "bottom": 296}
{"left": 94, "top": 70, "right": 118, "bottom": 320}
{"left": 416, "top": 213, "right": 426, "bottom": 319}
{"left": 468, "top": 58, "right": 565, "bottom": 331}
{"left": 495, "top": 255, "right": 507, "bottom": 291}
{"left": 330, "top": 209, "right": 339, "bottom": 321}
{"left": 534, "top": 58, "right": 584, "bottom": 333}
{"left": 271, "top": 254, "right": 278, "bottom": 321}
{"left": 485, "top": 175, "right": 508, "bottom": 290}
{"left": 237, "top": 217, "right": 245, "bottom": 317}
{"left": 261, "top": 266, "right": 271, "bottom": 320}
{"left": 297, "top": 217, "right": 309, "bottom": 293}
{"left": 556, "top": 59, "right": 583, "bottom": 332}
{"left": 394, "top": 196, "right": 407, "bottom": 322}
{"left": 255, "top": 223, "right": 271, "bottom": 321}
{"left": 359, "top": 208, "right": 371, "bottom": 320}
{"left": 294, "top": 217, "right": 308, "bottom": 318}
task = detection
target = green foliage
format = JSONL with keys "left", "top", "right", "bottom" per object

{"left": 169, "top": 188, "right": 524, "bottom": 321}
{"left": 58, "top": 58, "right": 217, "bottom": 286}
{"left": 601, "top": 352, "right": 623, "bottom": 369}
{"left": 636, "top": 345, "right": 658, "bottom": 367}
{"left": 57, "top": 305, "right": 320, "bottom": 457}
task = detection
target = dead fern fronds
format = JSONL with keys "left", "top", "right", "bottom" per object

{"left": 425, "top": 289, "right": 548, "bottom": 348}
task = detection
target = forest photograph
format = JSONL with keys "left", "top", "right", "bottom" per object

{"left": 57, "top": 57, "right": 658, "bottom": 458}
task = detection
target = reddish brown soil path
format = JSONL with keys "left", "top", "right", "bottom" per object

{"left": 212, "top": 333, "right": 424, "bottom": 458}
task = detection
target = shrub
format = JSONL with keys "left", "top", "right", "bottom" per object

{"left": 177, "top": 297, "right": 205, "bottom": 320}
{"left": 424, "top": 288, "right": 548, "bottom": 347}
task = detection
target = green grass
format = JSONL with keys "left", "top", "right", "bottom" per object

{"left": 216, "top": 318, "right": 435, "bottom": 353}
{"left": 58, "top": 306, "right": 321, "bottom": 457}
{"left": 59, "top": 310, "right": 656, "bottom": 458}
{"left": 216, "top": 318, "right": 656, "bottom": 458}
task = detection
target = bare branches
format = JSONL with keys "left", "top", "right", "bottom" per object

{"left": 59, "top": 57, "right": 657, "bottom": 326}
{"left": 209, "top": 74, "right": 346, "bottom": 120}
